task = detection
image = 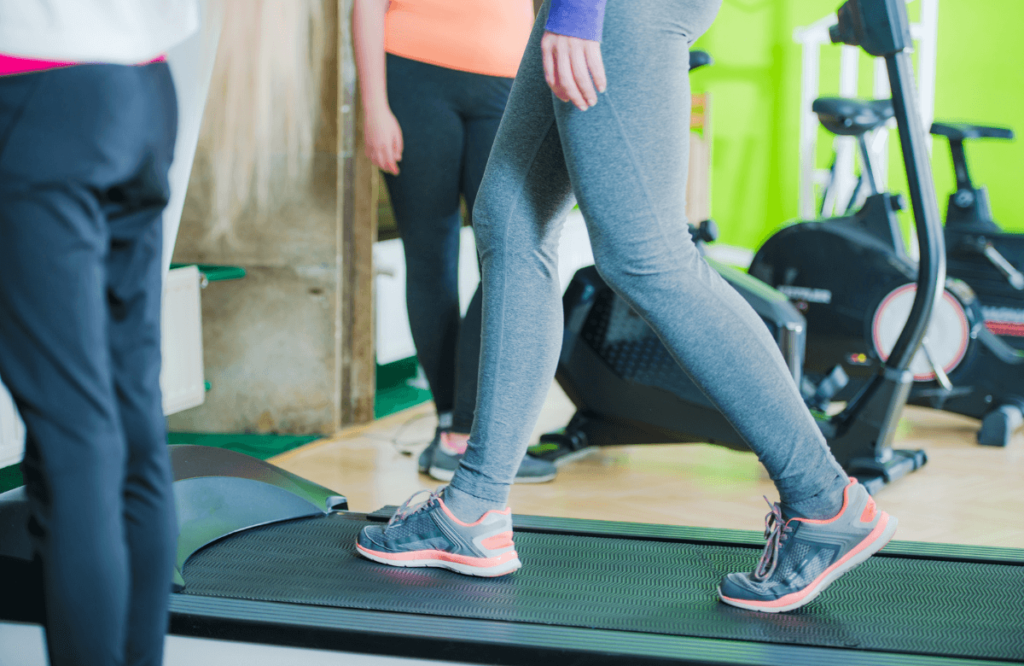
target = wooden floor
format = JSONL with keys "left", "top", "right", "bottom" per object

{"left": 272, "top": 382, "right": 1024, "bottom": 550}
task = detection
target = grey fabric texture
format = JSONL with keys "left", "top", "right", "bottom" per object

{"left": 445, "top": 0, "right": 848, "bottom": 523}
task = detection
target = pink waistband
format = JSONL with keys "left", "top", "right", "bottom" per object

{"left": 0, "top": 53, "right": 166, "bottom": 77}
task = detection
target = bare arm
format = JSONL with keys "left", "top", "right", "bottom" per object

{"left": 352, "top": 0, "right": 402, "bottom": 174}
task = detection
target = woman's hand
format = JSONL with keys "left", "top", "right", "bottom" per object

{"left": 541, "top": 31, "right": 607, "bottom": 111}
{"left": 364, "top": 105, "right": 403, "bottom": 175}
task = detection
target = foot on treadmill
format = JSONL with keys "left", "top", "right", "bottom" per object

{"left": 429, "top": 432, "right": 557, "bottom": 484}
{"left": 718, "top": 479, "right": 897, "bottom": 613}
{"left": 417, "top": 428, "right": 441, "bottom": 474}
{"left": 356, "top": 489, "right": 521, "bottom": 577}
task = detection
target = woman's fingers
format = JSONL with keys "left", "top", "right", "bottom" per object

{"left": 541, "top": 31, "right": 606, "bottom": 111}
{"left": 363, "top": 111, "right": 403, "bottom": 175}
{"left": 368, "top": 140, "right": 397, "bottom": 175}
{"left": 569, "top": 45, "right": 597, "bottom": 107}
{"left": 585, "top": 41, "right": 607, "bottom": 94}
{"left": 555, "top": 40, "right": 587, "bottom": 110}
{"left": 542, "top": 34, "right": 557, "bottom": 90}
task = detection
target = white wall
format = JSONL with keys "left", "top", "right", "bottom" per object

{"left": 162, "top": 0, "right": 222, "bottom": 277}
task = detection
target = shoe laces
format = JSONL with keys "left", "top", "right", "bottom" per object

{"left": 753, "top": 497, "right": 794, "bottom": 582}
{"left": 387, "top": 488, "right": 443, "bottom": 529}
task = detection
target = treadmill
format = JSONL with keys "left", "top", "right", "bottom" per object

{"left": 2, "top": 1, "right": 1022, "bottom": 664}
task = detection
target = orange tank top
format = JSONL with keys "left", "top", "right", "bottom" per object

{"left": 385, "top": 0, "right": 535, "bottom": 78}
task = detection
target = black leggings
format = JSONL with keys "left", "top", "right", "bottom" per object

{"left": 0, "top": 63, "right": 178, "bottom": 666}
{"left": 384, "top": 54, "right": 513, "bottom": 432}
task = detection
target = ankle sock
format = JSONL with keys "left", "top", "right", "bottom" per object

{"left": 437, "top": 411, "right": 453, "bottom": 430}
{"left": 783, "top": 474, "right": 848, "bottom": 521}
{"left": 442, "top": 485, "right": 503, "bottom": 525}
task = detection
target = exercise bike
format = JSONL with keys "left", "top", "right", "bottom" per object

{"left": 748, "top": 98, "right": 1024, "bottom": 447}
{"left": 532, "top": 23, "right": 947, "bottom": 492}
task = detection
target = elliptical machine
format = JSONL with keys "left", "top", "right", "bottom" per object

{"left": 750, "top": 100, "right": 1023, "bottom": 447}
{"left": 533, "top": 1, "right": 945, "bottom": 493}
{"left": 931, "top": 122, "right": 1024, "bottom": 349}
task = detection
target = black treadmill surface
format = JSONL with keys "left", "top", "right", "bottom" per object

{"left": 180, "top": 512, "right": 1024, "bottom": 663}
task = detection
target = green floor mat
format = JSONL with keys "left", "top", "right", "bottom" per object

{"left": 166, "top": 433, "right": 321, "bottom": 461}
{"left": 0, "top": 464, "right": 22, "bottom": 494}
{"left": 375, "top": 357, "right": 432, "bottom": 419}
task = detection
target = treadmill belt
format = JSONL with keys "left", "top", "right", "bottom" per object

{"left": 181, "top": 513, "right": 1024, "bottom": 662}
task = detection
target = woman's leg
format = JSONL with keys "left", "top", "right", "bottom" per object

{"left": 449, "top": 0, "right": 847, "bottom": 522}
{"left": 109, "top": 64, "right": 180, "bottom": 666}
{"left": 444, "top": 6, "right": 578, "bottom": 519}
{"left": 0, "top": 63, "right": 178, "bottom": 666}
{"left": 429, "top": 71, "right": 559, "bottom": 484}
{"left": 356, "top": 9, "right": 572, "bottom": 571}
{"left": 448, "top": 74, "right": 516, "bottom": 436}
{"left": 359, "top": 3, "right": 893, "bottom": 599}
{"left": 384, "top": 55, "right": 466, "bottom": 418}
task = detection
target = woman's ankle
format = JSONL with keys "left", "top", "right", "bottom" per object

{"left": 442, "top": 485, "right": 504, "bottom": 525}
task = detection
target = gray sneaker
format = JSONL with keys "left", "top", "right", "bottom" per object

{"left": 428, "top": 432, "right": 557, "bottom": 484}
{"left": 718, "top": 479, "right": 897, "bottom": 613}
{"left": 356, "top": 489, "right": 521, "bottom": 577}
{"left": 417, "top": 428, "right": 441, "bottom": 474}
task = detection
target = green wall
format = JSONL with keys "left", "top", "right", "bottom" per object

{"left": 692, "top": 0, "right": 1024, "bottom": 251}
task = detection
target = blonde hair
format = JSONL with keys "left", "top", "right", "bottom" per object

{"left": 193, "top": 0, "right": 327, "bottom": 244}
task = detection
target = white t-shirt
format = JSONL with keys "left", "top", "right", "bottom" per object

{"left": 0, "top": 0, "right": 199, "bottom": 63}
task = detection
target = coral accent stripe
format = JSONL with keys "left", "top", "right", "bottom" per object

{"left": 480, "top": 531, "right": 515, "bottom": 550}
{"left": 860, "top": 498, "right": 877, "bottom": 523}
{"left": 357, "top": 543, "right": 518, "bottom": 567}
{"left": 721, "top": 513, "right": 891, "bottom": 609}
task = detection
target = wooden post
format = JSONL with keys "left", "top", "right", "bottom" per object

{"left": 339, "top": 0, "right": 377, "bottom": 425}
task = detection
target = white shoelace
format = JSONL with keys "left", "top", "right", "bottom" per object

{"left": 753, "top": 498, "right": 794, "bottom": 582}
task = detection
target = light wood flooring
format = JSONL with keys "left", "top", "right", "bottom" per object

{"left": 272, "top": 382, "right": 1024, "bottom": 550}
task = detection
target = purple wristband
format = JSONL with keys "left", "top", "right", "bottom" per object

{"left": 544, "top": 0, "right": 607, "bottom": 42}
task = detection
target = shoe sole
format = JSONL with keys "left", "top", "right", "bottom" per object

{"left": 428, "top": 465, "right": 557, "bottom": 484}
{"left": 717, "top": 512, "right": 899, "bottom": 613}
{"left": 550, "top": 446, "right": 599, "bottom": 468}
{"left": 356, "top": 544, "right": 522, "bottom": 578}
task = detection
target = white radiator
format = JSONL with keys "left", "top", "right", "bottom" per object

{"left": 161, "top": 265, "right": 207, "bottom": 415}
{"left": 0, "top": 377, "right": 25, "bottom": 469}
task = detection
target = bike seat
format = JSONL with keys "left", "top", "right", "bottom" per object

{"left": 930, "top": 122, "right": 1014, "bottom": 141}
{"left": 812, "top": 97, "right": 893, "bottom": 136}
{"left": 689, "top": 50, "right": 713, "bottom": 72}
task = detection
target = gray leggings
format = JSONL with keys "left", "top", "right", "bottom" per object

{"left": 448, "top": 0, "right": 848, "bottom": 517}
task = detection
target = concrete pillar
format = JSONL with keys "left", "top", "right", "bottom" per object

{"left": 169, "top": 0, "right": 375, "bottom": 435}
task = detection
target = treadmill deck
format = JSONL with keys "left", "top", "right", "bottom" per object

{"left": 179, "top": 511, "right": 1024, "bottom": 663}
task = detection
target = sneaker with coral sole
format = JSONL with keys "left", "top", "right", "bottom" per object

{"left": 356, "top": 489, "right": 521, "bottom": 578}
{"left": 718, "top": 479, "right": 898, "bottom": 613}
